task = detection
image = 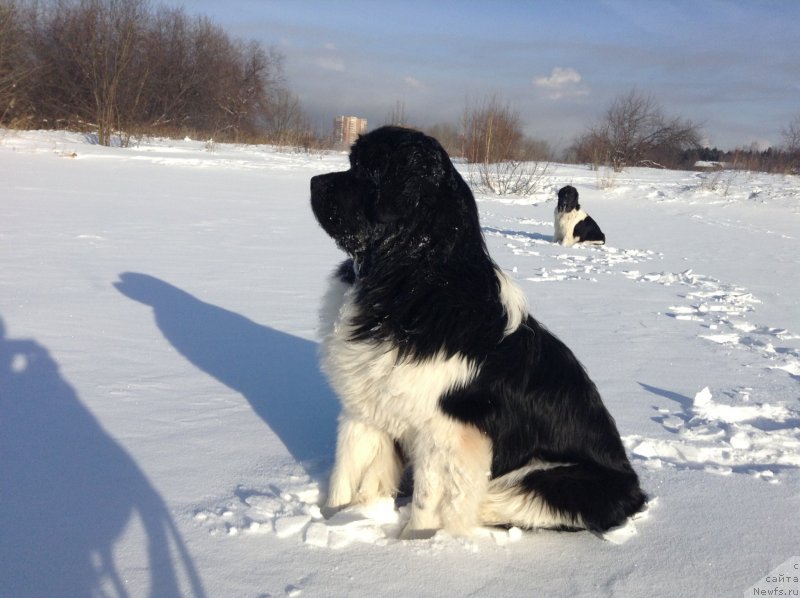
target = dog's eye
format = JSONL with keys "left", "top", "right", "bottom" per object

{"left": 353, "top": 163, "right": 380, "bottom": 186}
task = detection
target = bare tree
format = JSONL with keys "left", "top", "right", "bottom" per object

{"left": 76, "top": 0, "right": 149, "bottom": 145}
{"left": 385, "top": 100, "right": 407, "bottom": 127}
{"left": 778, "top": 115, "right": 800, "bottom": 173}
{"left": 173, "top": 19, "right": 282, "bottom": 141}
{"left": 462, "top": 95, "right": 552, "bottom": 196}
{"left": 137, "top": 6, "right": 199, "bottom": 132}
{"left": 25, "top": 0, "right": 151, "bottom": 145}
{"left": 262, "top": 86, "right": 313, "bottom": 147}
{"left": 463, "top": 95, "right": 523, "bottom": 163}
{"left": 572, "top": 89, "right": 702, "bottom": 171}
{"left": 0, "top": 0, "right": 31, "bottom": 124}
{"left": 221, "top": 40, "right": 282, "bottom": 142}
{"left": 782, "top": 115, "right": 800, "bottom": 154}
{"left": 178, "top": 18, "right": 240, "bottom": 137}
{"left": 425, "top": 121, "right": 462, "bottom": 157}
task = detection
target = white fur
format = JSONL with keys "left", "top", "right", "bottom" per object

{"left": 553, "top": 207, "right": 586, "bottom": 247}
{"left": 320, "top": 267, "right": 535, "bottom": 536}
{"left": 317, "top": 271, "right": 351, "bottom": 340}
{"left": 554, "top": 207, "right": 603, "bottom": 247}
{"left": 495, "top": 267, "right": 528, "bottom": 336}
{"left": 481, "top": 461, "right": 582, "bottom": 529}
{"left": 321, "top": 283, "right": 486, "bottom": 536}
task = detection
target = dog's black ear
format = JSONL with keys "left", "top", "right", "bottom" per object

{"left": 370, "top": 138, "right": 450, "bottom": 223}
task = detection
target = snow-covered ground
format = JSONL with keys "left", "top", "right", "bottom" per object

{"left": 1, "top": 130, "right": 798, "bottom": 597}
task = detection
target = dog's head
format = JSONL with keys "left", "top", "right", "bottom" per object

{"left": 557, "top": 185, "right": 580, "bottom": 213}
{"left": 310, "top": 126, "right": 479, "bottom": 264}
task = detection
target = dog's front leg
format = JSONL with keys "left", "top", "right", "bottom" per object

{"left": 401, "top": 422, "right": 492, "bottom": 539}
{"left": 325, "top": 416, "right": 402, "bottom": 516}
{"left": 400, "top": 443, "right": 445, "bottom": 539}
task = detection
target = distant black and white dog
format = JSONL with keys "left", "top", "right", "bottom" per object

{"left": 554, "top": 185, "right": 606, "bottom": 247}
{"left": 310, "top": 127, "right": 645, "bottom": 538}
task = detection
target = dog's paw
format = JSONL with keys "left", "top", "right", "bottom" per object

{"left": 399, "top": 524, "right": 438, "bottom": 540}
{"left": 320, "top": 504, "right": 345, "bottom": 520}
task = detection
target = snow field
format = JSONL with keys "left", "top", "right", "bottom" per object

{"left": 1, "top": 130, "right": 798, "bottom": 597}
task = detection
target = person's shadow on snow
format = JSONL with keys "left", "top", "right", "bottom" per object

{"left": 0, "top": 316, "right": 205, "bottom": 597}
{"left": 114, "top": 272, "right": 339, "bottom": 474}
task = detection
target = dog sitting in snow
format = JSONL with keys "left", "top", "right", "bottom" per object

{"left": 310, "top": 126, "right": 645, "bottom": 538}
{"left": 553, "top": 185, "right": 606, "bottom": 247}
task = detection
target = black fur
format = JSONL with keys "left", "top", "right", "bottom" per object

{"left": 311, "top": 126, "right": 645, "bottom": 532}
{"left": 441, "top": 314, "right": 644, "bottom": 531}
{"left": 557, "top": 185, "right": 606, "bottom": 245}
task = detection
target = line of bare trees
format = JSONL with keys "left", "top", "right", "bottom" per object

{"left": 568, "top": 90, "right": 799, "bottom": 174}
{"left": 4, "top": 1, "right": 798, "bottom": 172}
{"left": 0, "top": 0, "right": 319, "bottom": 146}
{"left": 568, "top": 89, "right": 702, "bottom": 171}
{"left": 422, "top": 89, "right": 798, "bottom": 179}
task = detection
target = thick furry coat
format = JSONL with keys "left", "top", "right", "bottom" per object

{"left": 554, "top": 185, "right": 606, "bottom": 247}
{"left": 310, "top": 126, "right": 645, "bottom": 538}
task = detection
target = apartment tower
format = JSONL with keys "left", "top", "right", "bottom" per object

{"left": 333, "top": 115, "right": 368, "bottom": 147}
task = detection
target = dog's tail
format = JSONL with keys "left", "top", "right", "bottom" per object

{"left": 480, "top": 460, "right": 646, "bottom": 533}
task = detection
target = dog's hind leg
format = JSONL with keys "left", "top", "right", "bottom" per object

{"left": 481, "top": 461, "right": 646, "bottom": 532}
{"left": 325, "top": 417, "right": 402, "bottom": 515}
{"left": 480, "top": 462, "right": 582, "bottom": 530}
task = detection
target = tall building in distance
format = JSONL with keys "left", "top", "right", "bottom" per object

{"left": 333, "top": 115, "right": 368, "bottom": 147}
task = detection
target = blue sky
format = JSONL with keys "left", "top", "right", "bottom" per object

{"left": 175, "top": 0, "right": 798, "bottom": 151}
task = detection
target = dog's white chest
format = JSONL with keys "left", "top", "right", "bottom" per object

{"left": 320, "top": 287, "right": 478, "bottom": 439}
{"left": 554, "top": 208, "right": 587, "bottom": 247}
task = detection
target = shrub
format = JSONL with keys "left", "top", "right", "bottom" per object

{"left": 462, "top": 95, "right": 552, "bottom": 196}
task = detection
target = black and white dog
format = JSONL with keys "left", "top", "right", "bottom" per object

{"left": 310, "top": 127, "right": 645, "bottom": 538}
{"left": 554, "top": 185, "right": 606, "bottom": 247}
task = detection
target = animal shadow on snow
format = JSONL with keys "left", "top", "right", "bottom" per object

{"left": 114, "top": 272, "right": 339, "bottom": 475}
{"left": 481, "top": 226, "right": 554, "bottom": 243}
{"left": 639, "top": 382, "right": 695, "bottom": 429}
{"left": 0, "top": 316, "right": 205, "bottom": 598}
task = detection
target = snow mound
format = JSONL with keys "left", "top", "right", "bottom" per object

{"left": 625, "top": 387, "right": 800, "bottom": 480}
{"left": 194, "top": 484, "right": 544, "bottom": 549}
